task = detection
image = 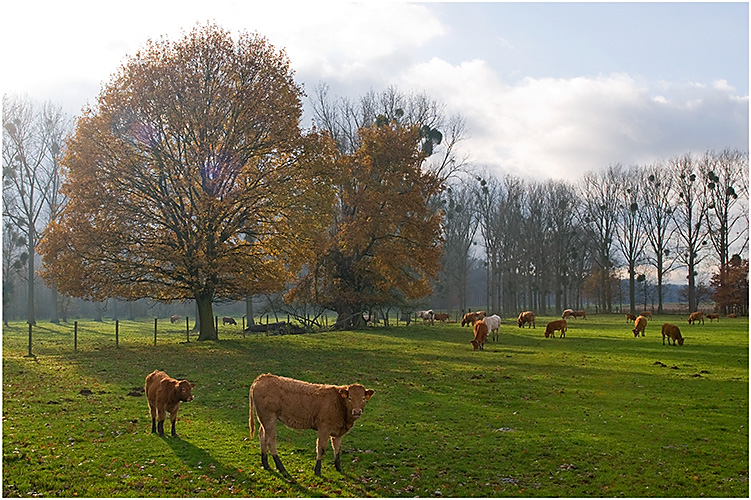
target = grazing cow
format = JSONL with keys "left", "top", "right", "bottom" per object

{"left": 417, "top": 310, "right": 434, "bottom": 325}
{"left": 223, "top": 316, "right": 237, "bottom": 325}
{"left": 461, "top": 312, "right": 483, "bottom": 327}
{"left": 483, "top": 314, "right": 502, "bottom": 341}
{"left": 562, "top": 309, "right": 575, "bottom": 320}
{"left": 706, "top": 313, "right": 720, "bottom": 322}
{"left": 517, "top": 311, "right": 536, "bottom": 329}
{"left": 632, "top": 315, "right": 647, "bottom": 337}
{"left": 625, "top": 312, "right": 636, "bottom": 322}
{"left": 572, "top": 310, "right": 587, "bottom": 319}
{"left": 661, "top": 323, "right": 684, "bottom": 346}
{"left": 544, "top": 319, "right": 567, "bottom": 338}
{"left": 688, "top": 311, "right": 705, "bottom": 325}
{"left": 470, "top": 321, "right": 489, "bottom": 351}
{"left": 145, "top": 370, "right": 195, "bottom": 437}
{"left": 640, "top": 311, "right": 653, "bottom": 319}
{"left": 249, "top": 373, "right": 374, "bottom": 477}
{"left": 433, "top": 313, "right": 449, "bottom": 323}
{"left": 170, "top": 314, "right": 180, "bottom": 324}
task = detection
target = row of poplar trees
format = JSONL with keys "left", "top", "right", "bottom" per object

{"left": 435, "top": 152, "right": 748, "bottom": 317}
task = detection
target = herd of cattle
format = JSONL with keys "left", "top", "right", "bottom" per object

{"left": 147, "top": 307, "right": 727, "bottom": 477}
{"left": 416, "top": 307, "right": 728, "bottom": 351}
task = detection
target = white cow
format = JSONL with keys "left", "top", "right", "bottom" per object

{"left": 417, "top": 310, "right": 434, "bottom": 325}
{"left": 483, "top": 314, "right": 502, "bottom": 341}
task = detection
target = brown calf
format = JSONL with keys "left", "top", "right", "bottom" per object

{"left": 249, "top": 373, "right": 374, "bottom": 477}
{"left": 728, "top": 313, "right": 738, "bottom": 318}
{"left": 517, "top": 311, "right": 536, "bottom": 329}
{"left": 625, "top": 312, "right": 636, "bottom": 322}
{"left": 471, "top": 321, "right": 489, "bottom": 350}
{"left": 145, "top": 370, "right": 195, "bottom": 437}
{"left": 639, "top": 311, "right": 653, "bottom": 319}
{"left": 572, "top": 310, "right": 586, "bottom": 319}
{"left": 544, "top": 319, "right": 567, "bottom": 338}
{"left": 706, "top": 313, "right": 720, "bottom": 322}
{"left": 223, "top": 316, "right": 237, "bottom": 325}
{"left": 170, "top": 314, "right": 180, "bottom": 324}
{"left": 562, "top": 309, "right": 575, "bottom": 320}
{"left": 688, "top": 311, "right": 704, "bottom": 325}
{"left": 461, "top": 312, "right": 482, "bottom": 327}
{"left": 632, "top": 315, "right": 647, "bottom": 337}
{"left": 661, "top": 323, "right": 684, "bottom": 346}
{"left": 433, "top": 313, "right": 449, "bottom": 323}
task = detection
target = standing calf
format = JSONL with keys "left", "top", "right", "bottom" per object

{"left": 661, "top": 323, "right": 684, "bottom": 346}
{"left": 688, "top": 311, "right": 705, "bottom": 325}
{"left": 545, "top": 319, "right": 567, "bottom": 338}
{"left": 517, "top": 311, "right": 536, "bottom": 329}
{"left": 145, "top": 370, "right": 195, "bottom": 437}
{"left": 249, "top": 373, "right": 374, "bottom": 477}
{"left": 483, "top": 314, "right": 502, "bottom": 341}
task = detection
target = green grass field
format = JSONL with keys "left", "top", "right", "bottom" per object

{"left": 2, "top": 314, "right": 748, "bottom": 497}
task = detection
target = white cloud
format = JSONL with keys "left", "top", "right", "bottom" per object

{"left": 396, "top": 58, "right": 748, "bottom": 180}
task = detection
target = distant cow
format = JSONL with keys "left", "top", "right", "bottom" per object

{"left": 545, "top": 319, "right": 567, "bottom": 338}
{"left": 483, "top": 314, "right": 502, "bottom": 341}
{"left": 517, "top": 311, "right": 536, "bottom": 329}
{"left": 433, "top": 313, "right": 449, "bottom": 323}
{"left": 572, "top": 310, "right": 587, "bottom": 319}
{"left": 170, "top": 314, "right": 180, "bottom": 324}
{"left": 688, "top": 311, "right": 704, "bottom": 325}
{"left": 145, "top": 370, "right": 195, "bottom": 437}
{"left": 661, "top": 323, "right": 684, "bottom": 346}
{"left": 625, "top": 312, "right": 636, "bottom": 322}
{"left": 706, "top": 313, "right": 720, "bottom": 322}
{"left": 562, "top": 309, "right": 575, "bottom": 320}
{"left": 632, "top": 315, "right": 647, "bottom": 337}
{"left": 417, "top": 310, "right": 434, "bottom": 325}
{"left": 249, "top": 373, "right": 374, "bottom": 477}
{"left": 640, "top": 311, "right": 653, "bottom": 319}
{"left": 471, "top": 321, "right": 489, "bottom": 351}
{"left": 223, "top": 316, "right": 237, "bottom": 325}
{"left": 728, "top": 313, "right": 738, "bottom": 318}
{"left": 461, "top": 311, "right": 483, "bottom": 327}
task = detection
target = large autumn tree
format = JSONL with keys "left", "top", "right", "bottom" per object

{"left": 38, "top": 25, "right": 336, "bottom": 340}
{"left": 290, "top": 121, "right": 444, "bottom": 328}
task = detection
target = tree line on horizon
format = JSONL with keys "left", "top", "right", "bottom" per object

{"left": 3, "top": 24, "right": 748, "bottom": 338}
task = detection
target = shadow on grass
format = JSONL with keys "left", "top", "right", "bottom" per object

{"left": 165, "top": 437, "right": 318, "bottom": 497}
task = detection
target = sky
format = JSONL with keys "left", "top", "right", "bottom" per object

{"left": 2, "top": 1, "right": 748, "bottom": 181}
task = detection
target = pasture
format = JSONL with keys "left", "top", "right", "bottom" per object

{"left": 2, "top": 314, "right": 748, "bottom": 497}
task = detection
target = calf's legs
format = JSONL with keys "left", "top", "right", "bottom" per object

{"left": 257, "top": 418, "right": 289, "bottom": 476}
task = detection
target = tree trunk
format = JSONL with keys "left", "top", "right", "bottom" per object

{"left": 196, "top": 292, "right": 217, "bottom": 341}
{"left": 334, "top": 304, "right": 364, "bottom": 330}
{"left": 27, "top": 230, "right": 36, "bottom": 326}
{"left": 50, "top": 285, "right": 60, "bottom": 324}
{"left": 628, "top": 268, "right": 636, "bottom": 314}
{"left": 245, "top": 295, "right": 255, "bottom": 326}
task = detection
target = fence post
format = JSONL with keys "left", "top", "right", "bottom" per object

{"left": 26, "top": 323, "right": 33, "bottom": 357}
{"left": 74, "top": 321, "right": 78, "bottom": 351}
{"left": 215, "top": 316, "right": 219, "bottom": 336}
{"left": 154, "top": 318, "right": 158, "bottom": 346}
{"left": 115, "top": 320, "right": 119, "bottom": 348}
{"left": 185, "top": 317, "right": 190, "bottom": 343}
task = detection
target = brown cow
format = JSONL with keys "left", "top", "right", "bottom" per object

{"left": 517, "top": 311, "right": 535, "bottom": 329}
{"left": 728, "top": 313, "right": 738, "bottom": 318}
{"left": 706, "top": 313, "right": 720, "bottom": 322}
{"left": 223, "top": 316, "right": 237, "bottom": 325}
{"left": 249, "top": 373, "right": 374, "bottom": 477}
{"left": 661, "top": 323, "right": 684, "bottom": 346}
{"left": 544, "top": 319, "right": 567, "bottom": 338}
{"left": 639, "top": 311, "right": 653, "bottom": 319}
{"left": 688, "top": 311, "right": 704, "bottom": 325}
{"left": 461, "top": 312, "right": 482, "bottom": 327}
{"left": 145, "top": 370, "right": 195, "bottom": 437}
{"left": 625, "top": 312, "right": 636, "bottom": 322}
{"left": 572, "top": 310, "right": 587, "bottom": 319}
{"left": 170, "top": 314, "right": 180, "bottom": 324}
{"left": 562, "top": 309, "right": 575, "bottom": 320}
{"left": 470, "top": 321, "right": 489, "bottom": 350}
{"left": 433, "top": 313, "right": 449, "bottom": 323}
{"left": 632, "top": 315, "right": 647, "bottom": 337}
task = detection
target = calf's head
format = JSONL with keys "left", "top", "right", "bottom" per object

{"left": 339, "top": 384, "right": 375, "bottom": 418}
{"left": 175, "top": 380, "right": 196, "bottom": 402}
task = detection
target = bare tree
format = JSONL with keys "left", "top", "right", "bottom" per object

{"left": 671, "top": 153, "right": 710, "bottom": 313}
{"left": 615, "top": 166, "right": 647, "bottom": 314}
{"left": 2, "top": 95, "right": 69, "bottom": 325}
{"left": 543, "top": 180, "right": 579, "bottom": 314}
{"left": 579, "top": 166, "right": 621, "bottom": 313}
{"left": 641, "top": 161, "right": 678, "bottom": 314}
